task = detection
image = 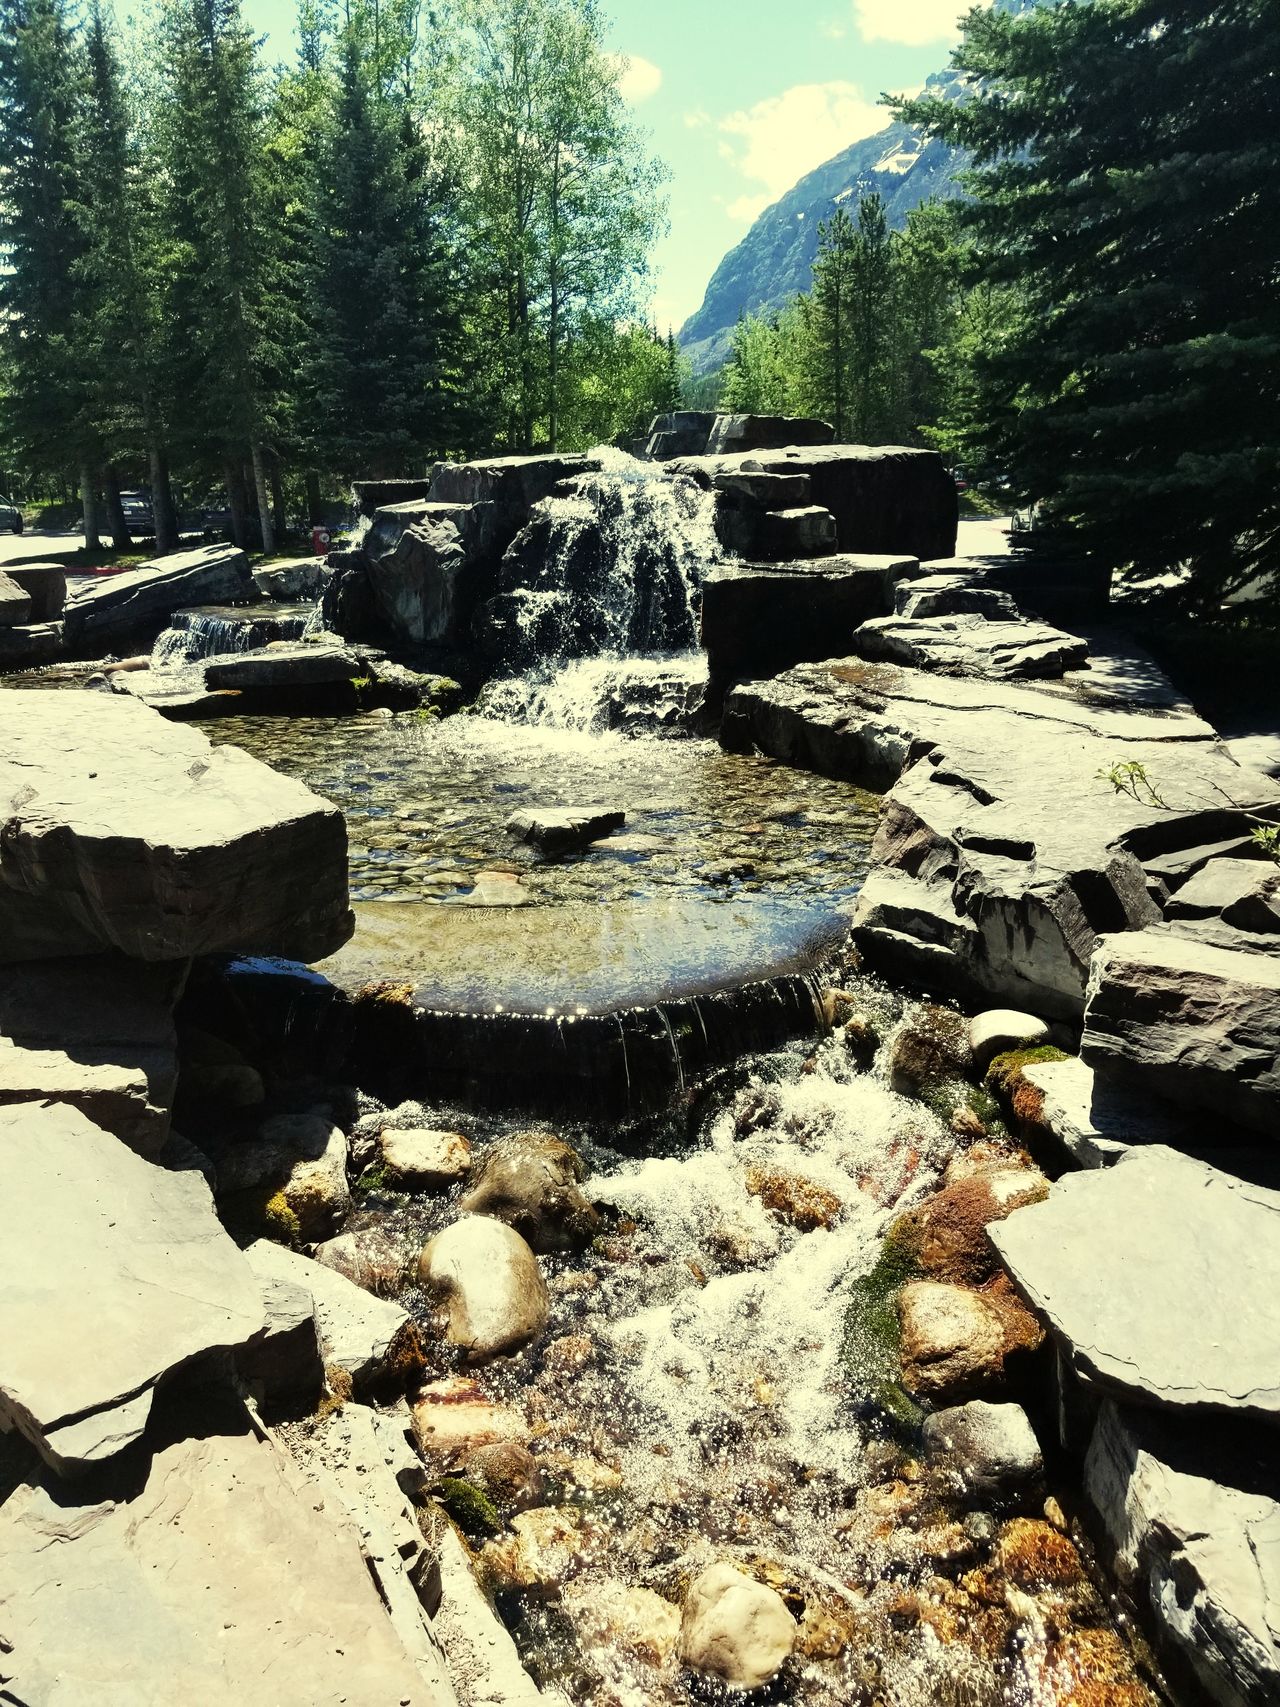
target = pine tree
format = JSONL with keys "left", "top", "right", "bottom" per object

{"left": 659, "top": 330, "right": 683, "bottom": 412}
{"left": 304, "top": 10, "right": 463, "bottom": 479}
{"left": 800, "top": 207, "right": 857, "bottom": 437}
{"left": 0, "top": 0, "right": 100, "bottom": 539}
{"left": 900, "top": 0, "right": 1280, "bottom": 603}
{"left": 154, "top": 0, "right": 278, "bottom": 549}
{"left": 75, "top": 0, "right": 180, "bottom": 548}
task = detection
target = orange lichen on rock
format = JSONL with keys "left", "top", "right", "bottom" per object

{"left": 745, "top": 1164, "right": 844, "bottom": 1231}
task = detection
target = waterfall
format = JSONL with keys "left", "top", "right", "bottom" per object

{"left": 151, "top": 604, "right": 314, "bottom": 672}
{"left": 482, "top": 447, "right": 721, "bottom": 732}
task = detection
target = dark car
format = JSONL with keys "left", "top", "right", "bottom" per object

{"left": 0, "top": 495, "right": 22, "bottom": 534}
{"left": 118, "top": 490, "right": 155, "bottom": 537}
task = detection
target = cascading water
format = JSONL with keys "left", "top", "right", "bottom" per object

{"left": 480, "top": 447, "right": 722, "bottom": 734}
{"left": 151, "top": 604, "right": 315, "bottom": 672}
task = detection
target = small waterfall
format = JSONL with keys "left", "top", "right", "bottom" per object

{"left": 151, "top": 604, "right": 314, "bottom": 672}
{"left": 482, "top": 447, "right": 722, "bottom": 732}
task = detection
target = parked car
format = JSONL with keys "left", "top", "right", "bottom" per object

{"left": 118, "top": 489, "right": 155, "bottom": 537}
{"left": 0, "top": 495, "right": 22, "bottom": 534}
{"left": 952, "top": 466, "right": 970, "bottom": 495}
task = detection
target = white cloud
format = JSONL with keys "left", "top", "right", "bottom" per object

{"left": 819, "top": 17, "right": 848, "bottom": 39}
{"left": 611, "top": 53, "right": 662, "bottom": 105}
{"left": 683, "top": 107, "right": 711, "bottom": 129}
{"left": 853, "top": 0, "right": 965, "bottom": 46}
{"left": 718, "top": 82, "right": 885, "bottom": 222}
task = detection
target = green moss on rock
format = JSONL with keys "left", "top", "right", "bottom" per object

{"left": 435, "top": 1476, "right": 503, "bottom": 1539}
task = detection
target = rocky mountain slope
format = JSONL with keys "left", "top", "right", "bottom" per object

{"left": 679, "top": 1, "right": 1040, "bottom": 375}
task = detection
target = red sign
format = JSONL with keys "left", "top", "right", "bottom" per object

{"left": 311, "top": 527, "right": 332, "bottom": 556}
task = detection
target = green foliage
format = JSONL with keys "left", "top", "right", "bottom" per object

{"left": 1098, "top": 756, "right": 1280, "bottom": 865}
{"left": 899, "top": 0, "right": 1280, "bottom": 603}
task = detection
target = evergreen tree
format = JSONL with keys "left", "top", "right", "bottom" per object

{"left": 75, "top": 0, "right": 180, "bottom": 548}
{"left": 901, "top": 0, "right": 1280, "bottom": 604}
{"left": 154, "top": 0, "right": 278, "bottom": 548}
{"left": 0, "top": 0, "right": 99, "bottom": 538}
{"left": 799, "top": 207, "right": 857, "bottom": 437}
{"left": 720, "top": 313, "right": 788, "bottom": 414}
{"left": 659, "top": 330, "right": 684, "bottom": 413}
{"left": 304, "top": 11, "right": 460, "bottom": 478}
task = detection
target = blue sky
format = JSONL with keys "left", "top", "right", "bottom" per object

{"left": 242, "top": 0, "right": 968, "bottom": 332}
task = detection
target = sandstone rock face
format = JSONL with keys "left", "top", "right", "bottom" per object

{"left": 969, "top": 1009, "right": 1051, "bottom": 1072}
{"left": 3, "top": 560, "right": 66, "bottom": 621}
{"left": 0, "top": 1040, "right": 159, "bottom": 1153}
{"left": 250, "top": 556, "right": 329, "bottom": 601}
{"left": 0, "top": 1409, "right": 438, "bottom": 1703}
{"left": 62, "top": 543, "right": 251, "bottom": 650}
{"left": 853, "top": 613, "right": 1090, "bottom": 679}
{"left": 1082, "top": 929, "right": 1280, "bottom": 1134}
{"left": 700, "top": 555, "right": 914, "bottom": 688}
{"left": 895, "top": 573, "right": 1020, "bottom": 621}
{"left": 0, "top": 690, "right": 352, "bottom": 963}
{"left": 418, "top": 1215, "right": 549, "bottom": 1363}
{"left": 0, "top": 567, "right": 33, "bottom": 625}
{"left": 0, "top": 1102, "right": 264, "bottom": 1472}
{"left": 505, "top": 805, "right": 625, "bottom": 856}
{"left": 0, "top": 955, "right": 183, "bottom": 1150}
{"left": 244, "top": 1239, "right": 411, "bottom": 1388}
{"left": 923, "top": 1400, "right": 1044, "bottom": 1502}
{"left": 1085, "top": 1402, "right": 1280, "bottom": 1707}
{"left": 705, "top": 413, "right": 835, "bottom": 456}
{"left": 718, "top": 503, "right": 838, "bottom": 562}
{"left": 991, "top": 1147, "right": 1280, "bottom": 1421}
{"left": 459, "top": 1131, "right": 600, "bottom": 1253}
{"left": 722, "top": 658, "right": 1280, "bottom": 1019}
{"left": 363, "top": 499, "right": 498, "bottom": 644}
{"left": 679, "top": 1561, "right": 796, "bottom": 1690}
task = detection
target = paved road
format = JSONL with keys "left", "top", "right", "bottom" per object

{"left": 0, "top": 528, "right": 85, "bottom": 567}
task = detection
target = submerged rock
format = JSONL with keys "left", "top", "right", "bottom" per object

{"left": 923, "top": 1400, "right": 1044, "bottom": 1502}
{"left": 380, "top": 1125, "right": 473, "bottom": 1188}
{"left": 505, "top": 804, "right": 625, "bottom": 857}
{"left": 418, "top": 1215, "right": 550, "bottom": 1362}
{"left": 459, "top": 1131, "right": 600, "bottom": 1252}
{"left": 678, "top": 1561, "right": 797, "bottom": 1690}
{"left": 898, "top": 1277, "right": 1044, "bottom": 1404}
{"left": 412, "top": 1376, "right": 531, "bottom": 1469}
{"left": 313, "top": 1226, "right": 410, "bottom": 1296}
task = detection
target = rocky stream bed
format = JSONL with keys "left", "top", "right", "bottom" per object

{"left": 1, "top": 428, "right": 1277, "bottom": 1707}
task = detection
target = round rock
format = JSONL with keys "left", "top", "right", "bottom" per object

{"left": 379, "top": 1126, "right": 472, "bottom": 1189}
{"left": 923, "top": 1399, "right": 1043, "bottom": 1501}
{"left": 417, "top": 1214, "right": 549, "bottom": 1362}
{"left": 679, "top": 1561, "right": 796, "bottom": 1690}
{"left": 969, "top": 1009, "right": 1050, "bottom": 1073}
{"left": 459, "top": 1131, "right": 599, "bottom": 1253}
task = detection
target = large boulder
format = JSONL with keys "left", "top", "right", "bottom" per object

{"left": 417, "top": 1215, "right": 549, "bottom": 1362}
{"left": 250, "top": 556, "right": 329, "bottom": 601}
{"left": 0, "top": 1404, "right": 438, "bottom": 1703}
{"left": 897, "top": 1278, "right": 1043, "bottom": 1403}
{"left": 722, "top": 658, "right": 1280, "bottom": 1019}
{"left": 678, "top": 1561, "right": 796, "bottom": 1689}
{"left": 0, "top": 619, "right": 64, "bottom": 667}
{"left": 0, "top": 689, "right": 352, "bottom": 962}
{"left": 1085, "top": 1401, "right": 1280, "bottom": 1707}
{"left": 0, "top": 568, "right": 33, "bottom": 626}
{"left": 1082, "top": 929, "right": 1280, "bottom": 1134}
{"left": 852, "top": 612, "right": 1090, "bottom": 680}
{"left": 0, "top": 1102, "right": 265, "bottom": 1473}
{"left": 991, "top": 1146, "right": 1280, "bottom": 1422}
{"left": 62, "top": 543, "right": 252, "bottom": 652}
{"left": 459, "top": 1130, "right": 600, "bottom": 1253}
{"left": 705, "top": 413, "right": 835, "bottom": 456}
{"left": 428, "top": 452, "right": 602, "bottom": 549}
{"left": 743, "top": 445, "right": 957, "bottom": 561}
{"left": 3, "top": 561, "right": 66, "bottom": 621}
{"left": 364, "top": 500, "right": 498, "bottom": 644}
{"left": 700, "top": 555, "right": 916, "bottom": 689}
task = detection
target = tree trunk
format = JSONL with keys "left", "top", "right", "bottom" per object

{"left": 102, "top": 468, "right": 132, "bottom": 551}
{"left": 149, "top": 444, "right": 180, "bottom": 554}
{"left": 305, "top": 470, "right": 322, "bottom": 527}
{"left": 79, "top": 463, "right": 100, "bottom": 550}
{"left": 270, "top": 456, "right": 287, "bottom": 541}
{"left": 226, "top": 459, "right": 250, "bottom": 550}
{"left": 251, "top": 443, "right": 276, "bottom": 556}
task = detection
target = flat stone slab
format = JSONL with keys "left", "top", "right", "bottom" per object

{"left": 0, "top": 1102, "right": 265, "bottom": 1472}
{"left": 1085, "top": 1401, "right": 1280, "bottom": 1707}
{"left": 1021, "top": 1054, "right": 1204, "bottom": 1169}
{"left": 895, "top": 573, "right": 1020, "bottom": 621}
{"left": 853, "top": 612, "right": 1090, "bottom": 679}
{"left": 244, "top": 1239, "right": 410, "bottom": 1386}
{"left": 0, "top": 689, "right": 352, "bottom": 962}
{"left": 204, "top": 643, "right": 366, "bottom": 690}
{"left": 0, "top": 619, "right": 64, "bottom": 667}
{"left": 0, "top": 1041, "right": 158, "bottom": 1153}
{"left": 62, "top": 543, "right": 251, "bottom": 650}
{"left": 0, "top": 1404, "right": 438, "bottom": 1702}
{"left": 505, "top": 804, "right": 625, "bottom": 856}
{"left": 991, "top": 1146, "right": 1280, "bottom": 1420}
{"left": 723, "top": 658, "right": 1279, "bottom": 1019}
{"left": 1083, "top": 928, "right": 1280, "bottom": 1134}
